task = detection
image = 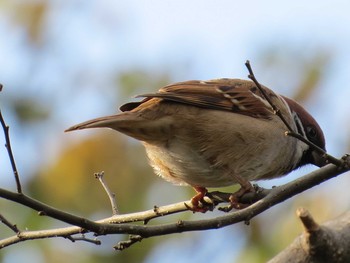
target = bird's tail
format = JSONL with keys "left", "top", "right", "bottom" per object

{"left": 65, "top": 112, "right": 171, "bottom": 142}
{"left": 65, "top": 114, "right": 128, "bottom": 131}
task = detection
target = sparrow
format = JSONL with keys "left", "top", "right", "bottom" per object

{"left": 66, "top": 78, "right": 326, "bottom": 211}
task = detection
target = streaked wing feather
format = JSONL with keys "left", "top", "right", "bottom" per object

{"left": 122, "top": 79, "right": 275, "bottom": 118}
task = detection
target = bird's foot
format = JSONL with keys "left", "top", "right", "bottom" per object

{"left": 219, "top": 182, "right": 255, "bottom": 212}
{"left": 185, "top": 187, "right": 214, "bottom": 213}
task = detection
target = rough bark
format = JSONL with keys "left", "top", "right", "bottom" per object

{"left": 269, "top": 208, "right": 350, "bottom": 263}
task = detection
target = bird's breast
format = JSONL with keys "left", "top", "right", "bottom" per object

{"left": 143, "top": 141, "right": 234, "bottom": 187}
{"left": 138, "top": 104, "right": 306, "bottom": 188}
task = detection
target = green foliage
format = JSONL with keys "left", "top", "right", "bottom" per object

{"left": 13, "top": 98, "right": 51, "bottom": 123}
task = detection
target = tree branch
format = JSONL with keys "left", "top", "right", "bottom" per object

{"left": 95, "top": 171, "right": 119, "bottom": 215}
{"left": 245, "top": 60, "right": 295, "bottom": 132}
{"left": 0, "top": 159, "right": 348, "bottom": 249}
{"left": 269, "top": 208, "right": 350, "bottom": 263}
{"left": 0, "top": 213, "right": 20, "bottom": 234}
{"left": 0, "top": 109, "right": 22, "bottom": 193}
{"left": 66, "top": 234, "right": 102, "bottom": 245}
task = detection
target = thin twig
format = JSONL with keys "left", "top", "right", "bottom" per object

{"left": 286, "top": 132, "right": 343, "bottom": 166}
{"left": 66, "top": 234, "right": 101, "bottom": 245}
{"left": 0, "top": 186, "right": 225, "bottom": 229}
{"left": 0, "top": 110, "right": 22, "bottom": 193}
{"left": 245, "top": 60, "right": 343, "bottom": 167}
{"left": 0, "top": 157, "right": 348, "bottom": 249}
{"left": 0, "top": 214, "right": 20, "bottom": 234}
{"left": 245, "top": 60, "right": 294, "bottom": 132}
{"left": 95, "top": 171, "right": 119, "bottom": 215}
{"left": 0, "top": 188, "right": 103, "bottom": 233}
{"left": 114, "top": 235, "right": 143, "bottom": 250}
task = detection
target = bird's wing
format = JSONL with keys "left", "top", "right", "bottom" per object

{"left": 120, "top": 79, "right": 277, "bottom": 119}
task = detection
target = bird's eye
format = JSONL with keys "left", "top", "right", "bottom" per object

{"left": 306, "top": 126, "right": 317, "bottom": 138}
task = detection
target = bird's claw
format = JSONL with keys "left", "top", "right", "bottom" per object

{"left": 218, "top": 184, "right": 256, "bottom": 212}
{"left": 185, "top": 188, "right": 215, "bottom": 213}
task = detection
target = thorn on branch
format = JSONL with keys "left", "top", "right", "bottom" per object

{"left": 176, "top": 220, "right": 184, "bottom": 227}
{"left": 114, "top": 235, "right": 143, "bottom": 251}
{"left": 296, "top": 207, "right": 320, "bottom": 232}
{"left": 295, "top": 207, "right": 340, "bottom": 259}
{"left": 153, "top": 205, "right": 160, "bottom": 215}
{"left": 94, "top": 171, "right": 119, "bottom": 215}
{"left": 143, "top": 205, "right": 162, "bottom": 224}
{"left": 38, "top": 211, "right": 47, "bottom": 216}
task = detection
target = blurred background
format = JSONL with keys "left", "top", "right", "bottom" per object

{"left": 0, "top": 0, "right": 350, "bottom": 262}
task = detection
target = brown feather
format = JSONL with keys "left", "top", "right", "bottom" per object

{"left": 128, "top": 79, "right": 276, "bottom": 119}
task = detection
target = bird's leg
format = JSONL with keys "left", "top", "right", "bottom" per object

{"left": 219, "top": 175, "right": 255, "bottom": 212}
{"left": 185, "top": 186, "right": 213, "bottom": 213}
{"left": 191, "top": 186, "right": 207, "bottom": 206}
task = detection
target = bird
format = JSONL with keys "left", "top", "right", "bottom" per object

{"left": 65, "top": 78, "right": 326, "bottom": 212}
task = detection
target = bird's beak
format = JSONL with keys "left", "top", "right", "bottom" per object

{"left": 311, "top": 151, "right": 328, "bottom": 167}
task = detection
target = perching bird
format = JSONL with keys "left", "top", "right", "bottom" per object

{"left": 66, "top": 79, "right": 326, "bottom": 211}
